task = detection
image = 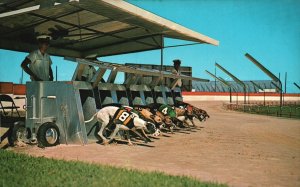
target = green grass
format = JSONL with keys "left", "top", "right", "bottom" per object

{"left": 235, "top": 105, "right": 300, "bottom": 119}
{"left": 0, "top": 150, "right": 227, "bottom": 187}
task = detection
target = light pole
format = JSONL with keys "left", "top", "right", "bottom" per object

{"left": 294, "top": 82, "right": 300, "bottom": 91}
{"left": 250, "top": 80, "right": 266, "bottom": 106}
{"left": 215, "top": 63, "right": 247, "bottom": 104}
{"left": 271, "top": 81, "right": 283, "bottom": 93}
{"left": 206, "top": 70, "right": 233, "bottom": 103}
{"left": 219, "top": 77, "right": 238, "bottom": 104}
{"left": 245, "top": 53, "right": 282, "bottom": 108}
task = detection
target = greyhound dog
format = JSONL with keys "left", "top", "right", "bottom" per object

{"left": 118, "top": 106, "right": 158, "bottom": 140}
{"left": 133, "top": 106, "right": 164, "bottom": 136}
{"left": 175, "top": 100, "right": 210, "bottom": 122}
{"left": 147, "top": 103, "right": 196, "bottom": 129}
{"left": 85, "top": 106, "right": 155, "bottom": 145}
{"left": 137, "top": 103, "right": 177, "bottom": 133}
{"left": 102, "top": 103, "right": 162, "bottom": 137}
{"left": 174, "top": 107, "right": 194, "bottom": 127}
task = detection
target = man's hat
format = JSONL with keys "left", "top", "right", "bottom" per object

{"left": 173, "top": 59, "right": 181, "bottom": 64}
{"left": 36, "top": 34, "right": 52, "bottom": 43}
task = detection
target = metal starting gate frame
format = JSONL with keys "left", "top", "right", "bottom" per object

{"left": 24, "top": 58, "right": 206, "bottom": 145}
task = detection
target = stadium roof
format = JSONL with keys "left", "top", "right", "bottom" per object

{"left": 0, "top": 0, "right": 219, "bottom": 58}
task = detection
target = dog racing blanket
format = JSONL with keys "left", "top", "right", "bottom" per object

{"left": 158, "top": 104, "right": 176, "bottom": 118}
{"left": 113, "top": 109, "right": 135, "bottom": 129}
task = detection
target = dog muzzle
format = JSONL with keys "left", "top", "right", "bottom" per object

{"left": 146, "top": 121, "right": 156, "bottom": 134}
{"left": 152, "top": 129, "right": 161, "bottom": 137}
{"left": 199, "top": 114, "right": 208, "bottom": 122}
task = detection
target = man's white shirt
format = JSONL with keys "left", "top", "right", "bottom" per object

{"left": 82, "top": 65, "right": 96, "bottom": 82}
{"left": 27, "top": 49, "right": 52, "bottom": 81}
{"left": 172, "top": 68, "right": 182, "bottom": 87}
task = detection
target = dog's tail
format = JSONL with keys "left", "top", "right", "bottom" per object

{"left": 84, "top": 113, "right": 97, "bottom": 123}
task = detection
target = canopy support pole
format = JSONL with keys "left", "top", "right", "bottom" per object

{"left": 160, "top": 35, "right": 164, "bottom": 71}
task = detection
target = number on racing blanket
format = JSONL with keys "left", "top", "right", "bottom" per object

{"left": 118, "top": 111, "right": 130, "bottom": 122}
{"left": 161, "top": 107, "right": 168, "bottom": 115}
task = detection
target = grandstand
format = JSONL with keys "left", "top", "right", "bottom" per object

{"left": 192, "top": 80, "right": 277, "bottom": 93}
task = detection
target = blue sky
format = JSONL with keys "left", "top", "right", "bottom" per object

{"left": 0, "top": 0, "right": 299, "bottom": 92}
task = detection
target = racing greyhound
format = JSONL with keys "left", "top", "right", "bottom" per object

{"left": 85, "top": 106, "right": 155, "bottom": 145}
{"left": 102, "top": 103, "right": 163, "bottom": 136}
{"left": 174, "top": 107, "right": 194, "bottom": 127}
{"left": 175, "top": 100, "right": 210, "bottom": 122}
{"left": 133, "top": 106, "right": 164, "bottom": 136}
{"left": 137, "top": 103, "right": 177, "bottom": 133}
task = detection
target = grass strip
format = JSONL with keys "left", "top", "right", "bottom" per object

{"left": 0, "top": 150, "right": 227, "bottom": 187}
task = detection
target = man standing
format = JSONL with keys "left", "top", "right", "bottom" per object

{"left": 81, "top": 65, "right": 96, "bottom": 82}
{"left": 171, "top": 59, "right": 182, "bottom": 88}
{"left": 21, "top": 35, "right": 53, "bottom": 81}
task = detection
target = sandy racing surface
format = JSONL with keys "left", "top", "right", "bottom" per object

{"left": 10, "top": 101, "right": 300, "bottom": 187}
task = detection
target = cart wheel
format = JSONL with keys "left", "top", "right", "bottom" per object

{"left": 8, "top": 121, "right": 27, "bottom": 146}
{"left": 37, "top": 122, "right": 60, "bottom": 147}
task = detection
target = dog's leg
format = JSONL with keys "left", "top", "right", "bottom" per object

{"left": 97, "top": 122, "right": 109, "bottom": 145}
{"left": 140, "top": 128, "right": 151, "bottom": 142}
{"left": 107, "top": 124, "right": 121, "bottom": 144}
{"left": 132, "top": 118, "right": 151, "bottom": 142}
{"left": 186, "top": 115, "right": 196, "bottom": 127}
{"left": 183, "top": 119, "right": 192, "bottom": 128}
{"left": 185, "top": 119, "right": 195, "bottom": 128}
{"left": 164, "top": 123, "right": 174, "bottom": 134}
{"left": 190, "top": 118, "right": 196, "bottom": 127}
{"left": 131, "top": 129, "right": 149, "bottom": 143}
{"left": 159, "top": 123, "right": 171, "bottom": 132}
{"left": 177, "top": 116, "right": 190, "bottom": 127}
{"left": 169, "top": 124, "right": 174, "bottom": 134}
{"left": 97, "top": 116, "right": 110, "bottom": 145}
{"left": 125, "top": 131, "right": 134, "bottom": 146}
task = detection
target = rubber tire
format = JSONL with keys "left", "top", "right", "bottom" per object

{"left": 8, "top": 121, "right": 26, "bottom": 146}
{"left": 37, "top": 122, "right": 60, "bottom": 147}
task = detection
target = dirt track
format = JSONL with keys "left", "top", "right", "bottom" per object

{"left": 10, "top": 101, "right": 300, "bottom": 187}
